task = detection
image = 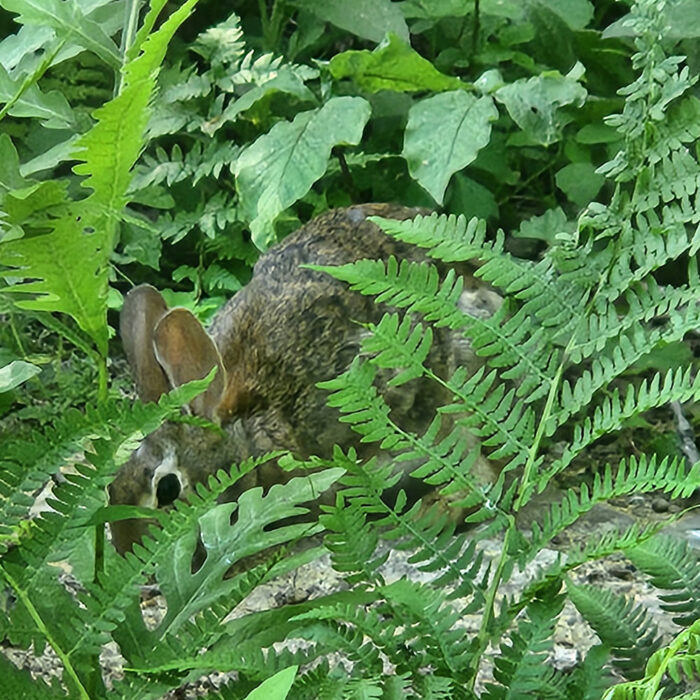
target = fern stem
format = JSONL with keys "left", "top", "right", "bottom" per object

{"left": 514, "top": 361, "right": 566, "bottom": 510}
{"left": 97, "top": 354, "right": 108, "bottom": 404}
{"left": 602, "top": 624, "right": 695, "bottom": 700}
{"left": 469, "top": 264, "right": 610, "bottom": 688}
{"left": 0, "top": 565, "right": 90, "bottom": 700}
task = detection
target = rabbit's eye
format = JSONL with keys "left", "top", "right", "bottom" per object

{"left": 156, "top": 473, "right": 181, "bottom": 507}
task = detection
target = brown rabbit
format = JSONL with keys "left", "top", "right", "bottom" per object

{"left": 109, "top": 204, "right": 501, "bottom": 554}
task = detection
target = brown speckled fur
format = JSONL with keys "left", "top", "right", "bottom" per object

{"left": 109, "top": 204, "right": 501, "bottom": 554}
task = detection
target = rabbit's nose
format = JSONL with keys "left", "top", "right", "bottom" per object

{"left": 156, "top": 473, "right": 181, "bottom": 507}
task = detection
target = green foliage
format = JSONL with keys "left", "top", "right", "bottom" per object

{"left": 234, "top": 96, "right": 371, "bottom": 247}
{"left": 0, "top": 0, "right": 199, "bottom": 400}
{"left": 0, "top": 0, "right": 699, "bottom": 698}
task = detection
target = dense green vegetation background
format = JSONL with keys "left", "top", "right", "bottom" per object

{"left": 0, "top": 1, "right": 699, "bottom": 698}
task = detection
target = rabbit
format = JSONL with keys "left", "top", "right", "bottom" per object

{"left": 108, "top": 203, "right": 502, "bottom": 554}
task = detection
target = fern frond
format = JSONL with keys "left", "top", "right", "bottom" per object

{"left": 442, "top": 366, "right": 535, "bottom": 471}
{"left": 292, "top": 579, "right": 473, "bottom": 686}
{"left": 320, "top": 493, "right": 386, "bottom": 587}
{"left": 523, "top": 456, "right": 692, "bottom": 562}
{"left": 0, "top": 407, "right": 104, "bottom": 557}
{"left": 1, "top": 377, "right": 212, "bottom": 661}
{"left": 318, "top": 256, "right": 559, "bottom": 403}
{"left": 362, "top": 315, "right": 535, "bottom": 474}
{"left": 601, "top": 621, "right": 700, "bottom": 700}
{"left": 191, "top": 12, "right": 245, "bottom": 67}
{"left": 645, "top": 94, "right": 700, "bottom": 164}
{"left": 483, "top": 581, "right": 568, "bottom": 700}
{"left": 567, "top": 580, "right": 662, "bottom": 678}
{"left": 625, "top": 534, "right": 700, "bottom": 626}
{"left": 568, "top": 277, "right": 698, "bottom": 364}
{"left": 312, "top": 257, "right": 465, "bottom": 328}
{"left": 507, "top": 520, "right": 667, "bottom": 636}
{"left": 369, "top": 212, "right": 503, "bottom": 263}
{"left": 568, "top": 644, "right": 612, "bottom": 700}
{"left": 326, "top": 447, "right": 489, "bottom": 599}
{"left": 545, "top": 368, "right": 700, "bottom": 479}
{"left": 362, "top": 312, "right": 434, "bottom": 386}
{"left": 321, "top": 358, "right": 493, "bottom": 506}
{"left": 605, "top": 216, "right": 700, "bottom": 295}
{"left": 374, "top": 212, "right": 593, "bottom": 337}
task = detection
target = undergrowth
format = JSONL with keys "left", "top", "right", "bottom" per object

{"left": 0, "top": 0, "right": 699, "bottom": 698}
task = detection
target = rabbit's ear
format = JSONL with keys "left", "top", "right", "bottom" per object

{"left": 153, "top": 308, "right": 226, "bottom": 420}
{"left": 121, "top": 285, "right": 171, "bottom": 403}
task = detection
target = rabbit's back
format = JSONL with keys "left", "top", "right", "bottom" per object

{"left": 209, "top": 204, "right": 464, "bottom": 458}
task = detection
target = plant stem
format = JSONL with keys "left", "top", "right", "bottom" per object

{"left": 259, "top": 0, "right": 286, "bottom": 51}
{"left": 258, "top": 0, "right": 271, "bottom": 48}
{"left": 0, "top": 38, "right": 66, "bottom": 124}
{"left": 0, "top": 565, "right": 90, "bottom": 700}
{"left": 97, "top": 355, "right": 108, "bottom": 404}
{"left": 118, "top": 0, "right": 143, "bottom": 93}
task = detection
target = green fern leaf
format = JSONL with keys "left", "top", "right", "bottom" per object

{"left": 484, "top": 581, "right": 568, "bottom": 700}
{"left": 567, "top": 580, "right": 662, "bottom": 678}
{"left": 625, "top": 534, "right": 700, "bottom": 626}
{"left": 525, "top": 456, "right": 693, "bottom": 560}
{"left": 547, "top": 368, "right": 700, "bottom": 477}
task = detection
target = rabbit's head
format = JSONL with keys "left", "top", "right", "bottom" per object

{"left": 109, "top": 285, "right": 238, "bottom": 554}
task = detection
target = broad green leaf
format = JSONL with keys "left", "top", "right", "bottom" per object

{"left": 0, "top": 215, "right": 112, "bottom": 353}
{"left": 555, "top": 162, "right": 604, "bottom": 208}
{"left": 328, "top": 33, "right": 464, "bottom": 93}
{"left": 534, "top": 0, "right": 594, "bottom": 30}
{"left": 0, "top": 0, "right": 121, "bottom": 69}
{"left": 0, "top": 360, "right": 41, "bottom": 392}
{"left": 398, "top": 0, "right": 471, "bottom": 20}
{"left": 2, "top": 180, "right": 70, "bottom": 232}
{"left": 20, "top": 135, "right": 80, "bottom": 175}
{"left": 481, "top": 0, "right": 526, "bottom": 18}
{"left": 0, "top": 1, "right": 123, "bottom": 79}
{"left": 291, "top": 0, "right": 409, "bottom": 43}
{"left": 495, "top": 63, "right": 587, "bottom": 146}
{"left": 447, "top": 174, "right": 499, "bottom": 221}
{"left": 245, "top": 666, "right": 298, "bottom": 700}
{"left": 514, "top": 207, "right": 570, "bottom": 244}
{"left": 0, "top": 24, "right": 53, "bottom": 73}
{"left": 0, "top": 654, "right": 64, "bottom": 699}
{"left": 0, "top": 64, "right": 74, "bottom": 128}
{"left": 403, "top": 91, "right": 497, "bottom": 204}
{"left": 234, "top": 96, "right": 371, "bottom": 248}
{"left": 576, "top": 124, "right": 620, "bottom": 144}
{"left": 152, "top": 469, "right": 345, "bottom": 638}
{"left": 0, "top": 133, "right": 26, "bottom": 190}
